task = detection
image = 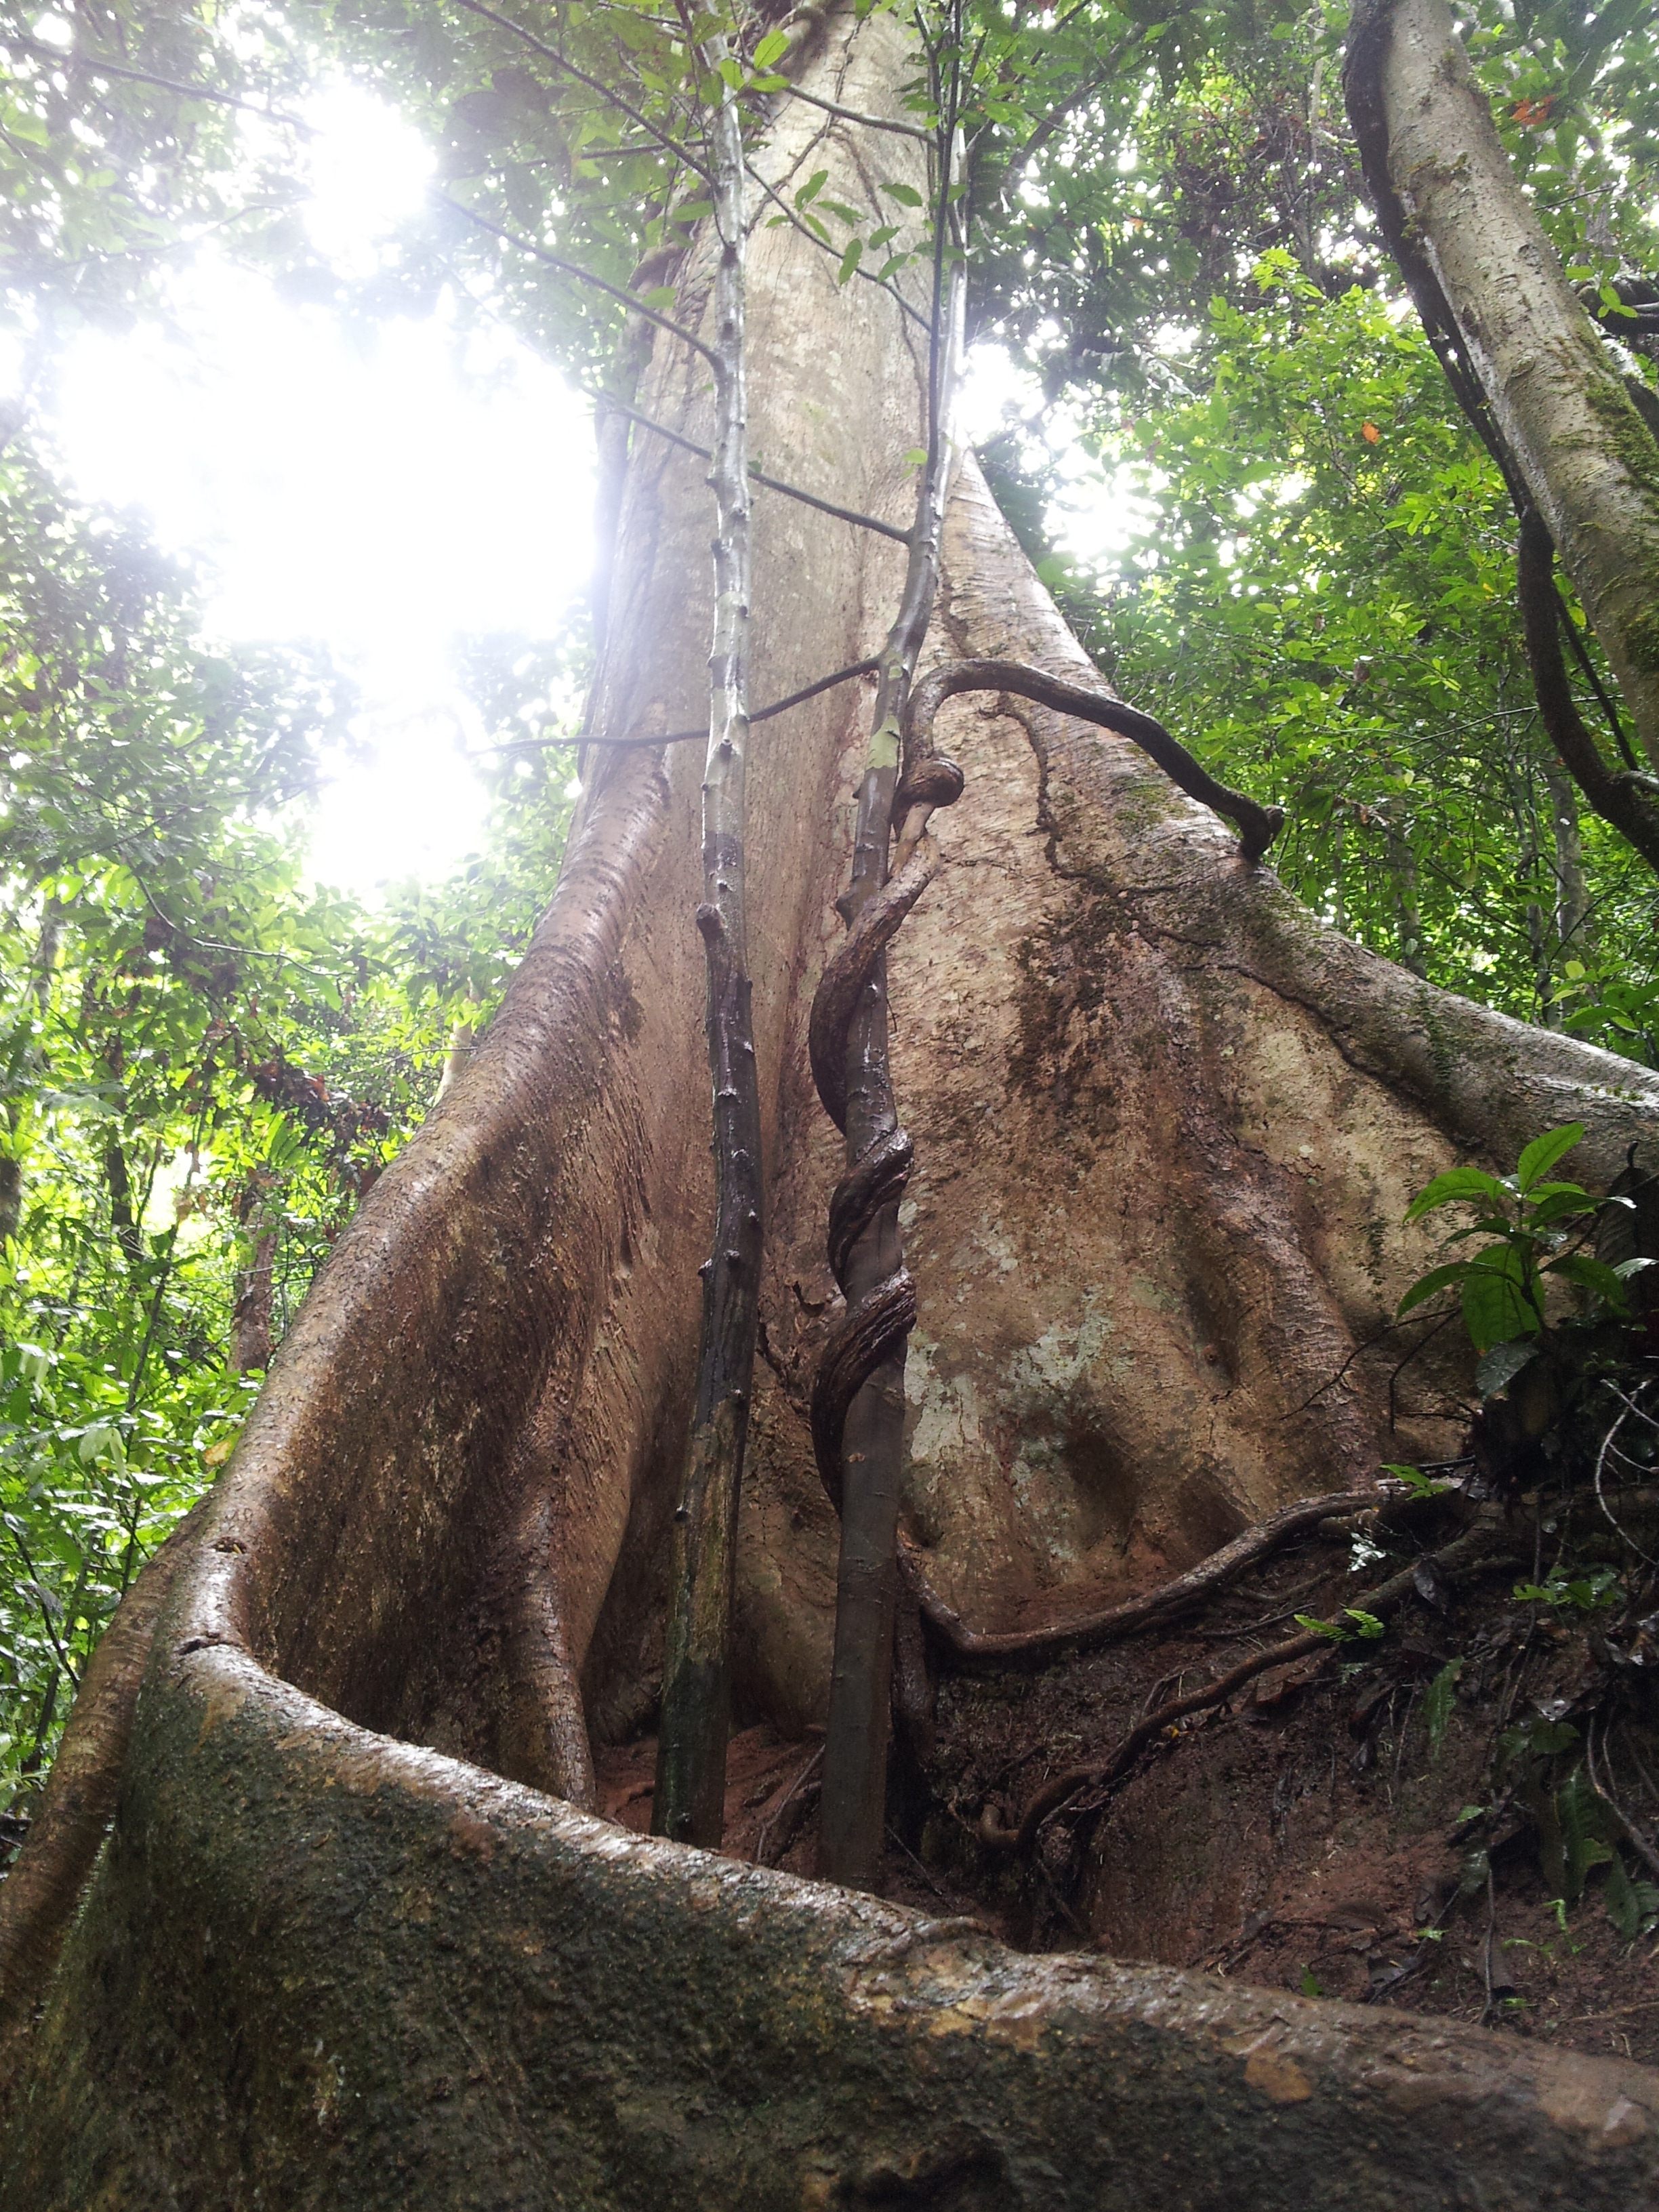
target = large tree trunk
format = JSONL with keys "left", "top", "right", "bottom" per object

{"left": 5, "top": 9, "right": 1659, "bottom": 2198}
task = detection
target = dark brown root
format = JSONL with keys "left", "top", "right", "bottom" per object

{"left": 980, "top": 1513, "right": 1512, "bottom": 1855}
{"left": 899, "top": 1488, "right": 1380, "bottom": 1662}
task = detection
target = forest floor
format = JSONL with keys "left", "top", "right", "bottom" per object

{"left": 597, "top": 1483, "right": 1659, "bottom": 2071}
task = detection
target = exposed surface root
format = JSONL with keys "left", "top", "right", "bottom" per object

{"left": 898, "top": 1487, "right": 1378, "bottom": 1661}
{"left": 978, "top": 1515, "right": 1511, "bottom": 1853}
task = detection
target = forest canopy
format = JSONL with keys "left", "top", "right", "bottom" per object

{"left": 1, "top": 0, "right": 1657, "bottom": 1834}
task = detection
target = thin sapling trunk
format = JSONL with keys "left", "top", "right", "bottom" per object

{"left": 652, "top": 44, "right": 762, "bottom": 1849}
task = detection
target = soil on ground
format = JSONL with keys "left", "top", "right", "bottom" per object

{"left": 599, "top": 1483, "right": 1659, "bottom": 2070}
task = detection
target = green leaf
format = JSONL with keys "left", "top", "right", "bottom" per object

{"left": 1404, "top": 1166, "right": 1510, "bottom": 1223}
{"left": 752, "top": 27, "right": 790, "bottom": 65}
{"left": 880, "top": 180, "right": 925, "bottom": 206}
{"left": 794, "top": 168, "right": 829, "bottom": 209}
{"left": 1461, "top": 1244, "right": 1542, "bottom": 1352}
{"left": 1517, "top": 1122, "right": 1584, "bottom": 1192}
{"left": 1525, "top": 1187, "right": 1596, "bottom": 1226}
{"left": 1295, "top": 1612, "right": 1349, "bottom": 1640}
{"left": 1397, "top": 1260, "right": 1472, "bottom": 1318}
{"left": 1545, "top": 1251, "right": 1629, "bottom": 1309}
{"left": 836, "top": 237, "right": 864, "bottom": 286}
{"left": 1380, "top": 1461, "right": 1443, "bottom": 1495}
{"left": 1475, "top": 1339, "right": 1538, "bottom": 1396}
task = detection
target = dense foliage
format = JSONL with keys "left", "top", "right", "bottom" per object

{"left": 968, "top": 0, "right": 1659, "bottom": 1052}
{"left": 0, "top": 435, "right": 575, "bottom": 1822}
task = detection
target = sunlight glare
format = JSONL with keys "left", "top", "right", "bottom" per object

{"left": 303, "top": 83, "right": 435, "bottom": 274}
{"left": 43, "top": 89, "right": 596, "bottom": 899}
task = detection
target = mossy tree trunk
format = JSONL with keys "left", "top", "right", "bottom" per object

{"left": 1349, "top": 0, "right": 1659, "bottom": 770}
{"left": 5, "top": 7, "right": 1659, "bottom": 2200}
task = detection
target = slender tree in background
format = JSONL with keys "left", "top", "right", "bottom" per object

{"left": 651, "top": 17, "right": 764, "bottom": 1847}
{"left": 3, "top": 0, "right": 1659, "bottom": 2198}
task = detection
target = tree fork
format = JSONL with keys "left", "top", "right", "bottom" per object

{"left": 653, "top": 31, "right": 762, "bottom": 1849}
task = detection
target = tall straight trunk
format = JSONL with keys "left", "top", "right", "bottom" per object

{"left": 7, "top": 8, "right": 1659, "bottom": 2198}
{"left": 1543, "top": 753, "right": 1591, "bottom": 970}
{"left": 652, "top": 39, "right": 762, "bottom": 1849}
{"left": 1347, "top": 0, "right": 1659, "bottom": 767}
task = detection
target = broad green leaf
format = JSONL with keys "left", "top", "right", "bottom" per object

{"left": 1404, "top": 1166, "right": 1511, "bottom": 1223}
{"left": 1525, "top": 1187, "right": 1596, "bottom": 1225}
{"left": 1474, "top": 1338, "right": 1537, "bottom": 1396}
{"left": 1397, "top": 1260, "right": 1472, "bottom": 1317}
{"left": 1546, "top": 1251, "right": 1629, "bottom": 1308}
{"left": 1517, "top": 1122, "right": 1584, "bottom": 1192}
{"left": 1460, "top": 1244, "right": 1541, "bottom": 1351}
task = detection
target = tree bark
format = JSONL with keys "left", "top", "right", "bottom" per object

{"left": 6, "top": 5, "right": 1659, "bottom": 2194}
{"left": 1349, "top": 0, "right": 1659, "bottom": 769}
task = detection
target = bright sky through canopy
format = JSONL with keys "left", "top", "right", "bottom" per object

{"left": 43, "top": 87, "right": 596, "bottom": 897}
{"left": 24, "top": 85, "right": 1116, "bottom": 901}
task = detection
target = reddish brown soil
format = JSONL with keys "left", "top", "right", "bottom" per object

{"left": 602, "top": 1507, "right": 1659, "bottom": 2069}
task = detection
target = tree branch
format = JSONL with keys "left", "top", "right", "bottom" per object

{"left": 446, "top": 0, "right": 714, "bottom": 180}
{"left": 768, "top": 79, "right": 932, "bottom": 141}
{"left": 904, "top": 658, "right": 1284, "bottom": 862}
{"left": 5, "top": 35, "right": 310, "bottom": 131}
{"left": 430, "top": 187, "right": 720, "bottom": 364}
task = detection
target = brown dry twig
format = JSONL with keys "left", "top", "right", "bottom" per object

{"left": 754, "top": 1743, "right": 824, "bottom": 1868}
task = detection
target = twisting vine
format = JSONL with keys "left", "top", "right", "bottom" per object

{"left": 801, "top": 2, "right": 1286, "bottom": 1891}
{"left": 808, "top": 5, "right": 968, "bottom": 1890}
